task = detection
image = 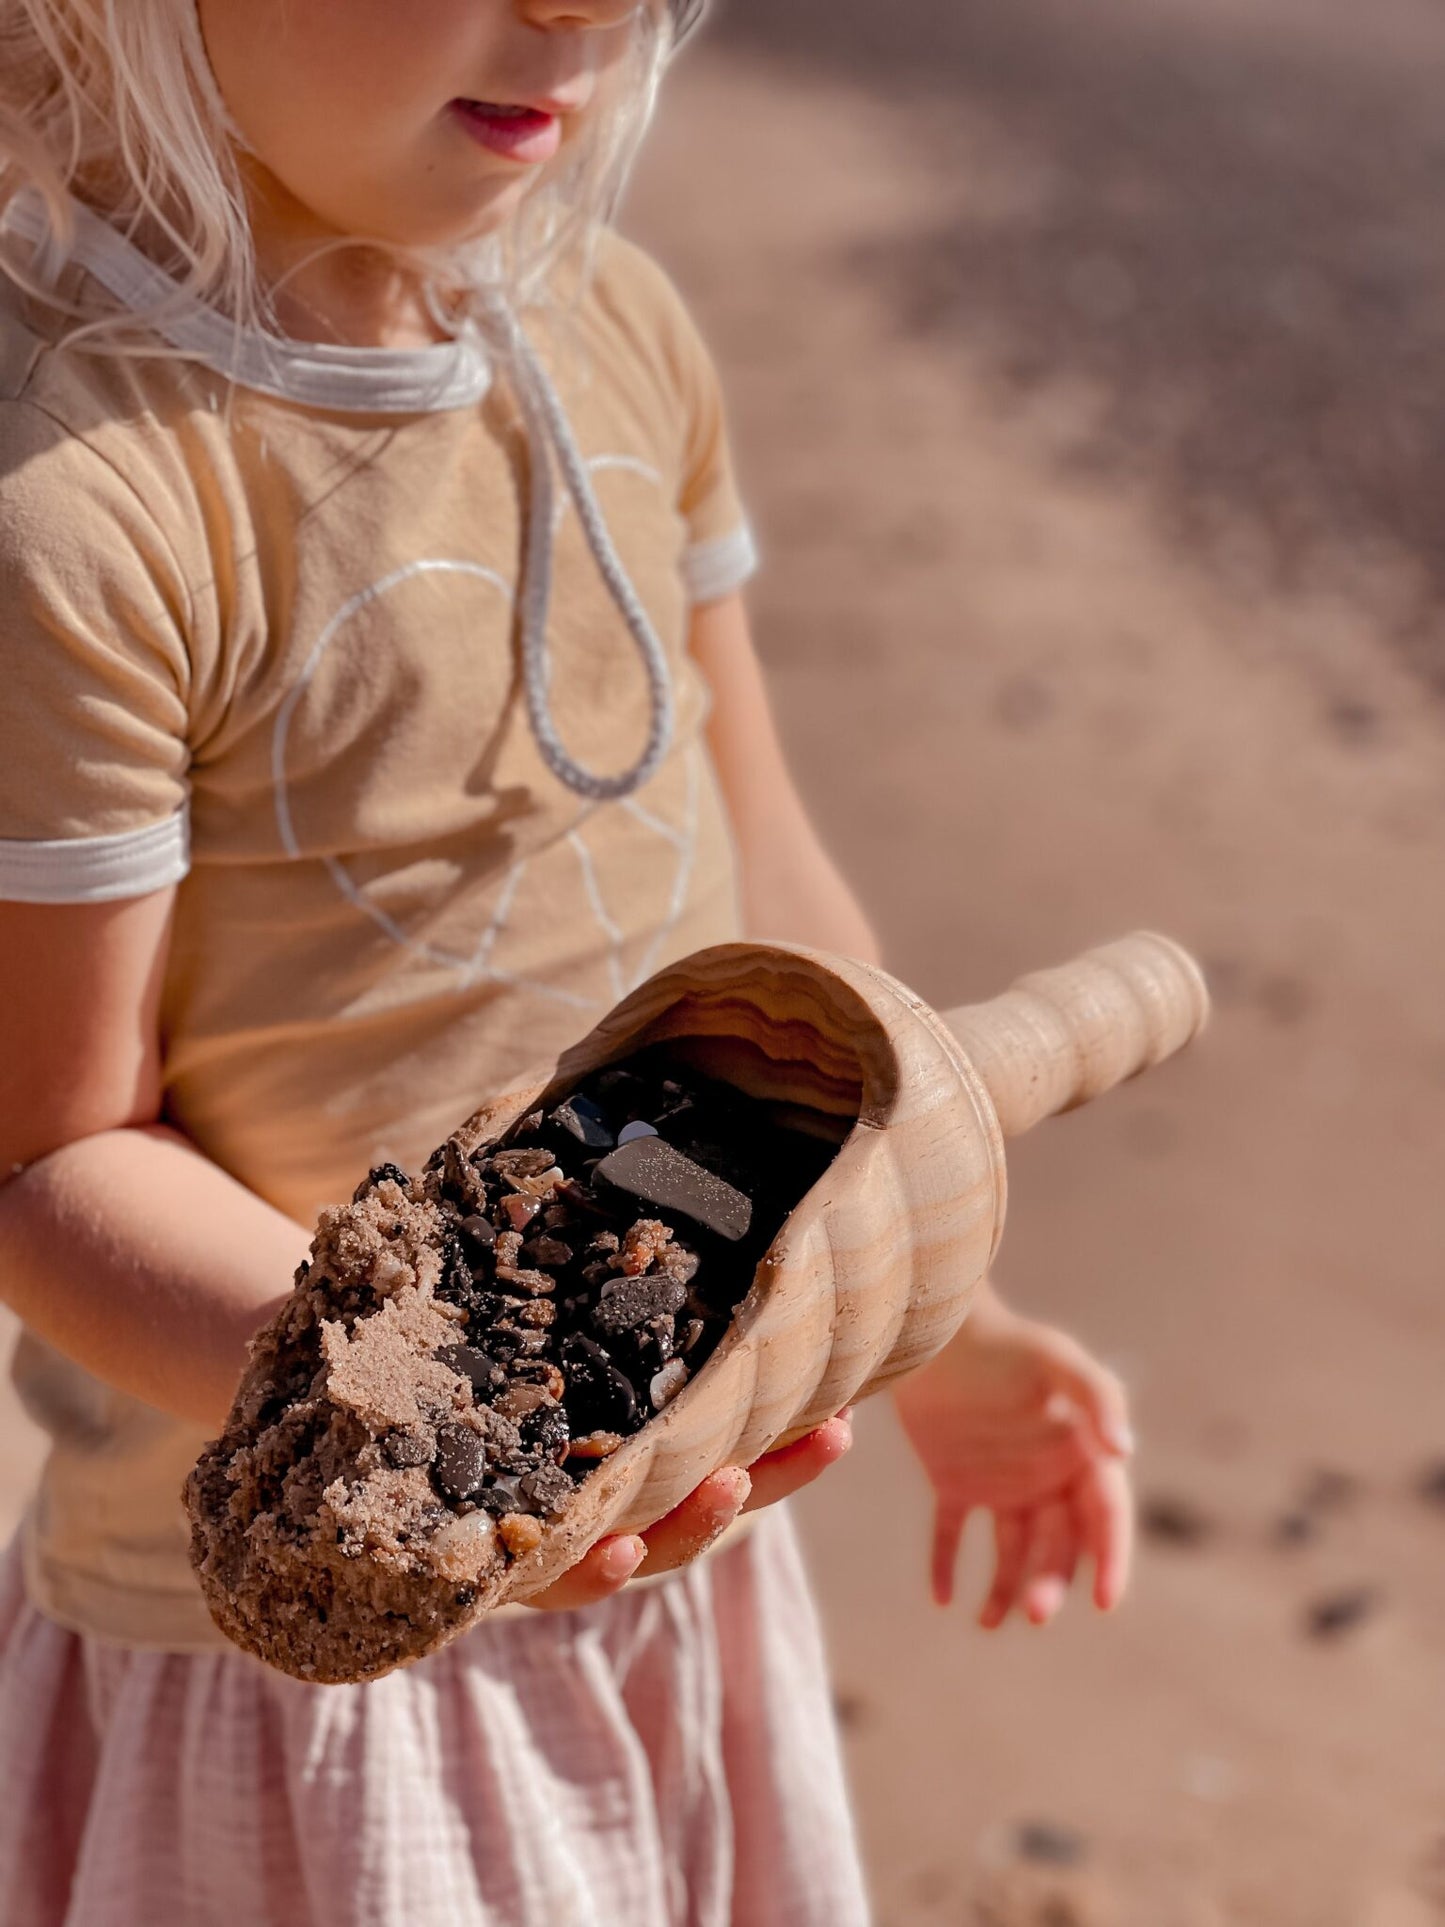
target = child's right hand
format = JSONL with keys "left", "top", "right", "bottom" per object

{"left": 522, "top": 1413, "right": 854, "bottom": 1611}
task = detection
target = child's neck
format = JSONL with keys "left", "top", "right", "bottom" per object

{"left": 240, "top": 156, "right": 454, "bottom": 352}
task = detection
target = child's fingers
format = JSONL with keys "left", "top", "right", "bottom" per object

{"left": 627, "top": 1465, "right": 753, "bottom": 1577}
{"left": 1074, "top": 1457, "right": 1134, "bottom": 1611}
{"left": 518, "top": 1419, "right": 853, "bottom": 1611}
{"left": 930, "top": 1499, "right": 971, "bottom": 1607}
{"left": 741, "top": 1413, "right": 853, "bottom": 1513}
{"left": 1019, "top": 1498, "right": 1077, "bottom": 1626}
{"left": 979, "top": 1510, "right": 1030, "bottom": 1630}
{"left": 1044, "top": 1340, "right": 1134, "bottom": 1460}
{"left": 521, "top": 1533, "right": 649, "bottom": 1613}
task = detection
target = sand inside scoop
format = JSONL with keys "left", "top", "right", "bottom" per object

{"left": 184, "top": 1047, "right": 840, "bottom": 1683}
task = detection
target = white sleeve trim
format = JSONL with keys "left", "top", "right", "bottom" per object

{"left": 682, "top": 523, "right": 760, "bottom": 605}
{"left": 0, "top": 808, "right": 190, "bottom": 904}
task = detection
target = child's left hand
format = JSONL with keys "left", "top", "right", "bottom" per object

{"left": 893, "top": 1281, "right": 1135, "bottom": 1628}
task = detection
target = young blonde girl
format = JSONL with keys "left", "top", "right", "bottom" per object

{"left": 0, "top": 3, "right": 1135, "bottom": 1921}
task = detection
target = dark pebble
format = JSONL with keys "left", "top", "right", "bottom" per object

{"left": 434, "top": 1426, "right": 488, "bottom": 1501}
{"left": 831, "top": 1690, "right": 872, "bottom": 1732}
{"left": 1298, "top": 1467, "right": 1358, "bottom": 1514}
{"left": 594, "top": 1136, "right": 753, "bottom": 1243}
{"left": 480, "top": 1472, "right": 532, "bottom": 1516}
{"left": 520, "top": 1402, "right": 570, "bottom": 1464}
{"left": 1139, "top": 1494, "right": 1214, "bottom": 1548}
{"left": 384, "top": 1430, "right": 435, "bottom": 1469}
{"left": 442, "top": 1137, "right": 486, "bottom": 1211}
{"left": 548, "top": 1095, "right": 615, "bottom": 1152}
{"left": 560, "top": 1333, "right": 640, "bottom": 1435}
{"left": 441, "top": 1237, "right": 477, "bottom": 1304}
{"left": 1272, "top": 1510, "right": 1319, "bottom": 1548}
{"left": 520, "top": 1235, "right": 574, "bottom": 1269}
{"left": 1012, "top": 1820, "right": 1088, "bottom": 1868}
{"left": 520, "top": 1464, "right": 575, "bottom": 1517}
{"left": 490, "top": 1148, "right": 557, "bottom": 1186}
{"left": 439, "top": 1343, "right": 504, "bottom": 1396}
{"left": 1303, "top": 1586, "right": 1381, "bottom": 1640}
{"left": 353, "top": 1162, "right": 410, "bottom": 1202}
{"left": 458, "top": 1214, "right": 496, "bottom": 1260}
{"left": 592, "top": 1273, "right": 688, "bottom": 1336}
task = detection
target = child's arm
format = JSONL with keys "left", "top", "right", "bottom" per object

{"left": 690, "top": 591, "right": 883, "bottom": 965}
{"left": 0, "top": 894, "right": 307, "bottom": 1430}
{"left": 0, "top": 889, "right": 847, "bottom": 1612}
{"left": 693, "top": 589, "right": 1135, "bottom": 1624}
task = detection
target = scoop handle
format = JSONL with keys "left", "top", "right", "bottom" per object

{"left": 939, "top": 932, "right": 1209, "bottom": 1140}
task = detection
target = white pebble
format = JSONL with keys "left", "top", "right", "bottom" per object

{"left": 432, "top": 1510, "right": 497, "bottom": 1580}
{"left": 617, "top": 1120, "right": 659, "bottom": 1145}
{"left": 650, "top": 1358, "right": 689, "bottom": 1411}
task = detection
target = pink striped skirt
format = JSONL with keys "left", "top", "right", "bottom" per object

{"left": 0, "top": 1509, "right": 869, "bottom": 1927}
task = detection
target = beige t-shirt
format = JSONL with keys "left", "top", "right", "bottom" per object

{"left": 0, "top": 207, "right": 758, "bottom": 1649}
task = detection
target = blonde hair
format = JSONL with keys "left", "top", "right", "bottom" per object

{"left": 0, "top": 0, "right": 677, "bottom": 350}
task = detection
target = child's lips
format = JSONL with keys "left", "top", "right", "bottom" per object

{"left": 450, "top": 99, "right": 563, "bottom": 165}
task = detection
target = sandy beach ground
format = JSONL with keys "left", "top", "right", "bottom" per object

{"left": 3, "top": 1, "right": 1444, "bottom": 1920}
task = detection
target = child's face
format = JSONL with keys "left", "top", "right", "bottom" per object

{"left": 197, "top": 0, "right": 648, "bottom": 250}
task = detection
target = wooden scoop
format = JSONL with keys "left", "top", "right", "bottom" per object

{"left": 454, "top": 930, "right": 1208, "bottom": 1604}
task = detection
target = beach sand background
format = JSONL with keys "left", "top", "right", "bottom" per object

{"left": 4, "top": 0, "right": 1444, "bottom": 1919}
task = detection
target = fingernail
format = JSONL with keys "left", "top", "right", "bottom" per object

{"left": 1028, "top": 1578, "right": 1068, "bottom": 1623}
{"left": 1107, "top": 1422, "right": 1137, "bottom": 1456}
{"left": 602, "top": 1537, "right": 647, "bottom": 1584}
{"left": 711, "top": 1467, "right": 751, "bottom": 1514}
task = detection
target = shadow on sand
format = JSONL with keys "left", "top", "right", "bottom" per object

{"left": 711, "top": 0, "right": 1445, "bottom": 687}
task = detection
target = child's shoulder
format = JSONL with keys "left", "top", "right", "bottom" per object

{"left": 582, "top": 229, "right": 724, "bottom": 419}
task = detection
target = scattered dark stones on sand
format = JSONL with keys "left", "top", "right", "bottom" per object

{"left": 831, "top": 1689, "right": 873, "bottom": 1733}
{"left": 1139, "top": 1493, "right": 1215, "bottom": 1548}
{"left": 1297, "top": 1466, "right": 1358, "bottom": 1514}
{"left": 1271, "top": 1464, "right": 1361, "bottom": 1549}
{"left": 1303, "top": 1586, "right": 1382, "bottom": 1641}
{"left": 1012, "top": 1820, "right": 1089, "bottom": 1869}
{"left": 1271, "top": 1509, "right": 1320, "bottom": 1548}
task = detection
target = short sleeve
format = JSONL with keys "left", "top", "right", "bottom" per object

{"left": 603, "top": 238, "right": 761, "bottom": 605}
{"left": 0, "top": 401, "right": 192, "bottom": 902}
{"left": 669, "top": 302, "right": 759, "bottom": 604}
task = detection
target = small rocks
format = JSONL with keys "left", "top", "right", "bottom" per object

{"left": 594, "top": 1136, "right": 754, "bottom": 1243}
{"left": 1271, "top": 1509, "right": 1319, "bottom": 1548}
{"left": 498, "top": 1513, "right": 544, "bottom": 1557}
{"left": 412, "top": 1046, "right": 836, "bottom": 1570}
{"left": 592, "top": 1273, "right": 688, "bottom": 1337}
{"left": 353, "top": 1162, "right": 411, "bottom": 1203}
{"left": 548, "top": 1095, "right": 614, "bottom": 1152}
{"left": 439, "top": 1344, "right": 503, "bottom": 1396}
{"left": 649, "top": 1358, "right": 690, "bottom": 1411}
{"left": 1139, "top": 1493, "right": 1215, "bottom": 1548}
{"left": 1303, "top": 1586, "right": 1382, "bottom": 1641}
{"left": 1013, "top": 1820, "right": 1088, "bottom": 1869}
{"left": 434, "top": 1426, "right": 488, "bottom": 1501}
